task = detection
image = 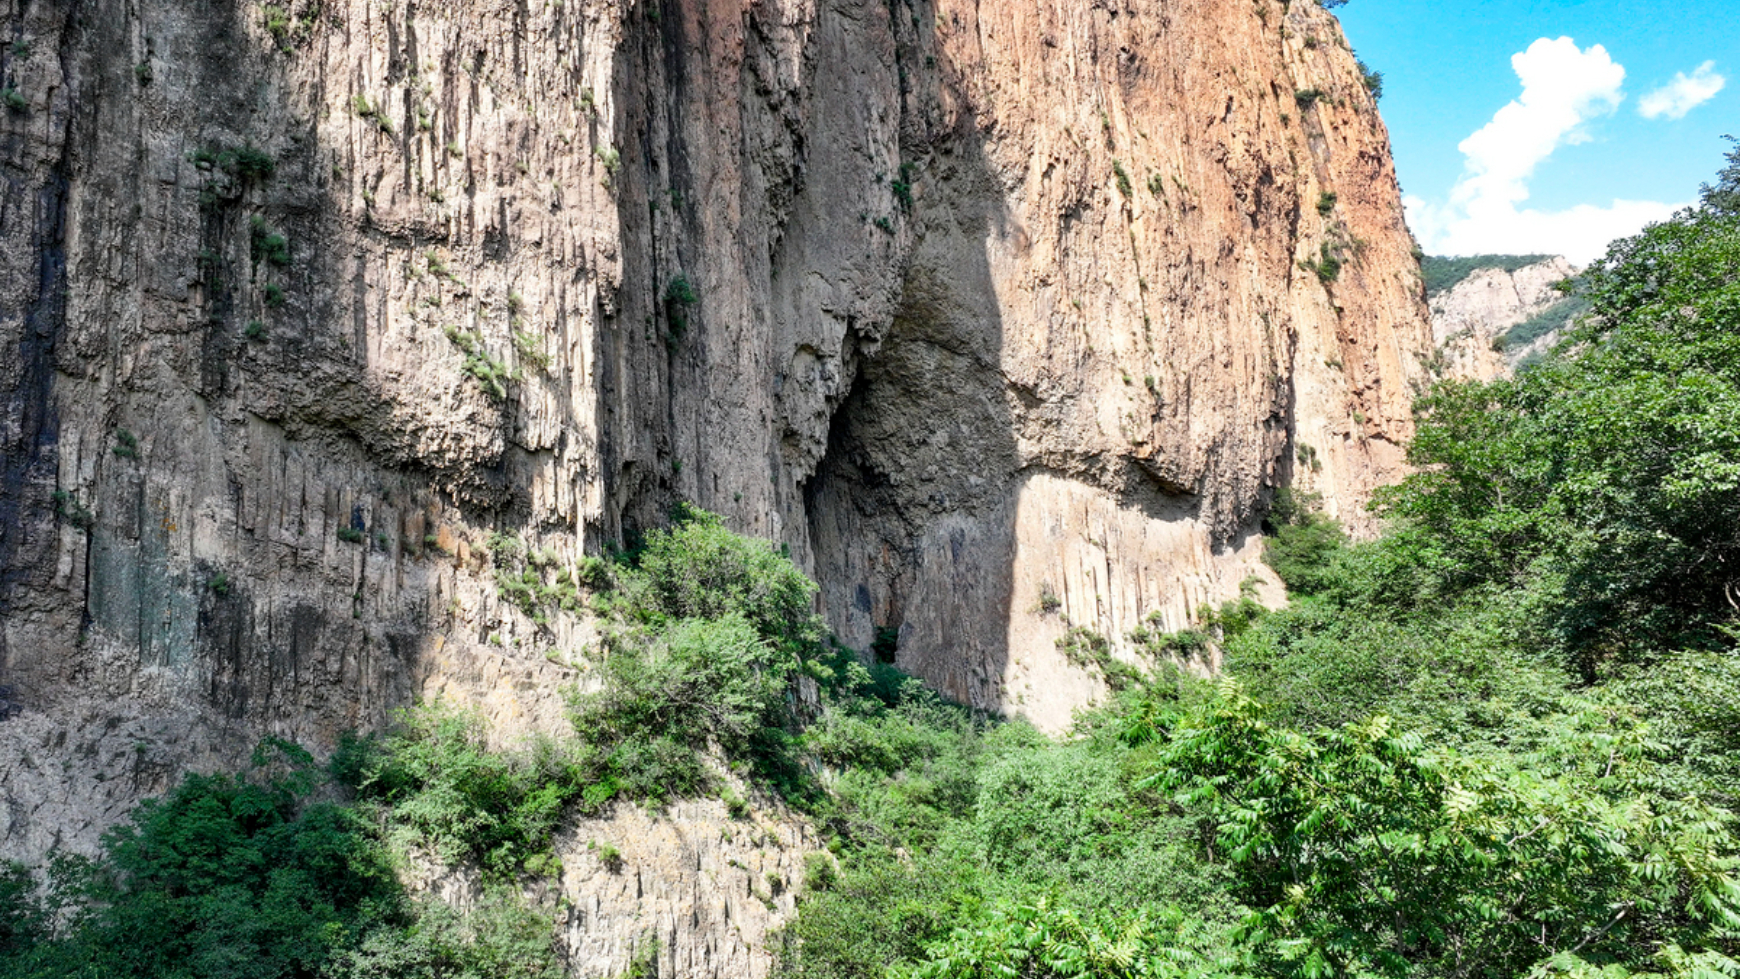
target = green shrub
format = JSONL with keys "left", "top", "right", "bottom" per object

{"left": 622, "top": 504, "right": 822, "bottom": 655}
{"left": 1130, "top": 619, "right": 1210, "bottom": 662}
{"left": 262, "top": 5, "right": 290, "bottom": 41}
{"left": 802, "top": 852, "right": 837, "bottom": 892}
{"left": 50, "top": 489, "right": 94, "bottom": 531}
{"left": 342, "top": 707, "right": 581, "bottom": 876}
{"left": 1305, "top": 240, "right": 1343, "bottom": 283}
{"left": 1112, "top": 159, "right": 1133, "bottom": 198}
{"left": 1, "top": 741, "right": 404, "bottom": 979}
{"left": 249, "top": 216, "right": 291, "bottom": 267}
{"left": 801, "top": 677, "right": 972, "bottom": 778}
{"left": 0, "top": 862, "right": 47, "bottom": 961}
{"left": 513, "top": 329, "right": 550, "bottom": 370}
{"left": 491, "top": 540, "right": 582, "bottom": 624}
{"left": 569, "top": 614, "right": 789, "bottom": 799}
{"left": 1357, "top": 58, "right": 1384, "bottom": 100}
{"left": 722, "top": 787, "right": 750, "bottom": 819}
{"left": 593, "top": 840, "right": 624, "bottom": 873}
{"left": 319, "top": 888, "right": 563, "bottom": 979}
{"left": 444, "top": 326, "right": 516, "bottom": 399}
{"left": 228, "top": 146, "right": 276, "bottom": 183}
{"left": 664, "top": 275, "right": 697, "bottom": 340}
{"left": 1261, "top": 489, "right": 1346, "bottom": 594}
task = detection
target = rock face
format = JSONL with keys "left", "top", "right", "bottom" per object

{"left": 0, "top": 0, "right": 1428, "bottom": 969}
{"left": 1430, "top": 257, "right": 1577, "bottom": 381}
{"left": 413, "top": 794, "right": 815, "bottom": 979}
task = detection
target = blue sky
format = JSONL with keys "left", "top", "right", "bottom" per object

{"left": 1335, "top": 0, "right": 1737, "bottom": 263}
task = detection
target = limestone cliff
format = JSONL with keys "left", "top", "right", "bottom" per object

{"left": 0, "top": 0, "right": 1429, "bottom": 969}
{"left": 1430, "top": 256, "right": 1578, "bottom": 381}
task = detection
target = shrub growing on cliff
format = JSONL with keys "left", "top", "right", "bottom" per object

{"left": 1261, "top": 488, "right": 1346, "bottom": 594}
{"left": 569, "top": 614, "right": 793, "bottom": 800}
{"left": 619, "top": 503, "right": 823, "bottom": 657}
{"left": 1305, "top": 241, "right": 1343, "bottom": 283}
{"left": 663, "top": 275, "right": 698, "bottom": 340}
{"left": 1357, "top": 58, "right": 1384, "bottom": 101}
{"left": 250, "top": 216, "right": 291, "bottom": 267}
{"left": 340, "top": 707, "right": 582, "bottom": 876}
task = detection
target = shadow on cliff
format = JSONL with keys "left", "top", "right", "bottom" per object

{"left": 592, "top": 0, "right": 1023, "bottom": 712}
{"left": 795, "top": 2, "right": 1026, "bottom": 713}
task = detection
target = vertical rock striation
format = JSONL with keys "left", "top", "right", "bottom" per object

{"left": 0, "top": 0, "right": 1430, "bottom": 965}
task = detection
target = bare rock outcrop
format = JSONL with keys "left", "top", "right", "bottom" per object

{"left": 0, "top": 0, "right": 1430, "bottom": 968}
{"left": 1430, "top": 256, "right": 1578, "bottom": 380}
{"left": 411, "top": 795, "right": 816, "bottom": 979}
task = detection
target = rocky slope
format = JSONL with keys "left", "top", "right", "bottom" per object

{"left": 0, "top": 0, "right": 1429, "bottom": 970}
{"left": 1429, "top": 256, "right": 1578, "bottom": 380}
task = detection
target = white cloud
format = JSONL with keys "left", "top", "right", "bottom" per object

{"left": 1407, "top": 194, "right": 1681, "bottom": 265}
{"left": 1413, "top": 38, "right": 1687, "bottom": 265}
{"left": 1638, "top": 61, "right": 1726, "bottom": 120}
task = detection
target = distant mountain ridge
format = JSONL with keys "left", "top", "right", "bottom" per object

{"left": 1426, "top": 256, "right": 1584, "bottom": 381}
{"left": 1422, "top": 254, "right": 1556, "bottom": 297}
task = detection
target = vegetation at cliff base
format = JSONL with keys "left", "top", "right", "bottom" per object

{"left": 0, "top": 741, "right": 561, "bottom": 979}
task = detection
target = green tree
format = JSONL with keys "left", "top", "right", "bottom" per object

{"left": 1145, "top": 684, "right": 1740, "bottom": 979}
{"left": 4, "top": 742, "right": 404, "bottom": 979}
{"left": 569, "top": 613, "right": 794, "bottom": 799}
{"left": 1376, "top": 151, "right": 1740, "bottom": 676}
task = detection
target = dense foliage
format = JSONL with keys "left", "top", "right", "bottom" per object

{"left": 1379, "top": 159, "right": 1740, "bottom": 676}
{"left": 0, "top": 742, "right": 561, "bottom": 979}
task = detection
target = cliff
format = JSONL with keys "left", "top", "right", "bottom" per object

{"left": 0, "top": 0, "right": 1429, "bottom": 970}
{"left": 1429, "top": 256, "right": 1579, "bottom": 381}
